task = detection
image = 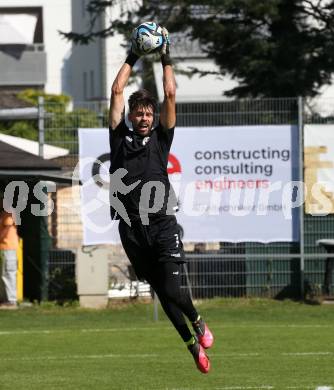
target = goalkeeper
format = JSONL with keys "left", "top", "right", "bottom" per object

{"left": 108, "top": 27, "right": 214, "bottom": 374}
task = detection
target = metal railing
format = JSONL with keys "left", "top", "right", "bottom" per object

{"left": 181, "top": 253, "right": 334, "bottom": 299}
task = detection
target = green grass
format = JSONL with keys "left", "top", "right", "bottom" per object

{"left": 0, "top": 298, "right": 334, "bottom": 390}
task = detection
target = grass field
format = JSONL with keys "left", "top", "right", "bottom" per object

{"left": 0, "top": 298, "right": 334, "bottom": 390}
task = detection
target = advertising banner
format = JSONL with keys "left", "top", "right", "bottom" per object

{"left": 79, "top": 125, "right": 298, "bottom": 245}
{"left": 304, "top": 124, "right": 334, "bottom": 214}
{"left": 78, "top": 129, "right": 120, "bottom": 245}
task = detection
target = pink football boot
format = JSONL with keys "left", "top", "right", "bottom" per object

{"left": 192, "top": 317, "right": 214, "bottom": 349}
{"left": 188, "top": 338, "right": 211, "bottom": 374}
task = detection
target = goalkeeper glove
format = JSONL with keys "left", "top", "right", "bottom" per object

{"left": 125, "top": 30, "right": 140, "bottom": 67}
{"left": 160, "top": 27, "right": 172, "bottom": 66}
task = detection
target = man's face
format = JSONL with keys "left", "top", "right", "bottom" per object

{"left": 128, "top": 105, "right": 154, "bottom": 136}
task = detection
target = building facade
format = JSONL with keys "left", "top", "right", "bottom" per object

{"left": 0, "top": 0, "right": 72, "bottom": 95}
{"left": 1, "top": 0, "right": 333, "bottom": 109}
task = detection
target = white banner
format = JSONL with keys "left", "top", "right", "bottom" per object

{"left": 78, "top": 125, "right": 298, "bottom": 245}
{"left": 78, "top": 129, "right": 120, "bottom": 245}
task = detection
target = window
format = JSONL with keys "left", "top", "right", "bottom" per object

{"left": 0, "top": 7, "right": 43, "bottom": 44}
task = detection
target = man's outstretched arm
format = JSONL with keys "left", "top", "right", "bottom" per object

{"left": 159, "top": 28, "right": 176, "bottom": 130}
{"left": 109, "top": 51, "right": 139, "bottom": 130}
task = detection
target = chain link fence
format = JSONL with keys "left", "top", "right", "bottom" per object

{"left": 7, "top": 97, "right": 334, "bottom": 301}
{"left": 44, "top": 97, "right": 334, "bottom": 301}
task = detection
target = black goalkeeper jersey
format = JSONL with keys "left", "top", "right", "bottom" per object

{"left": 109, "top": 119, "right": 177, "bottom": 221}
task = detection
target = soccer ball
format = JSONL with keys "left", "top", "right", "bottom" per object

{"left": 131, "top": 22, "right": 164, "bottom": 55}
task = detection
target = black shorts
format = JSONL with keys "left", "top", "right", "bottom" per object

{"left": 118, "top": 215, "right": 185, "bottom": 280}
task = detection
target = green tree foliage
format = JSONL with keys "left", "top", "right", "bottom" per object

{"left": 0, "top": 90, "right": 72, "bottom": 141}
{"left": 60, "top": 0, "right": 334, "bottom": 98}
{"left": 0, "top": 121, "right": 38, "bottom": 141}
{"left": 0, "top": 90, "right": 103, "bottom": 149}
{"left": 17, "top": 89, "right": 71, "bottom": 113}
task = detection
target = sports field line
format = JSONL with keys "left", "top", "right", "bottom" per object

{"left": 0, "top": 351, "right": 333, "bottom": 362}
{"left": 0, "top": 327, "right": 166, "bottom": 336}
{"left": 169, "top": 387, "right": 277, "bottom": 390}
{"left": 211, "top": 352, "right": 334, "bottom": 358}
{"left": 0, "top": 323, "right": 333, "bottom": 336}
{"left": 212, "top": 387, "right": 333, "bottom": 390}
{"left": 0, "top": 353, "right": 159, "bottom": 361}
{"left": 169, "top": 386, "right": 333, "bottom": 390}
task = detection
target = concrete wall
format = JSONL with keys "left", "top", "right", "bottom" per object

{"left": 68, "top": 0, "right": 104, "bottom": 101}
{"left": 0, "top": 46, "right": 46, "bottom": 87}
{"left": 69, "top": 0, "right": 141, "bottom": 103}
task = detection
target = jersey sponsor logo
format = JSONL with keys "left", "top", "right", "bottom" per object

{"left": 167, "top": 153, "right": 181, "bottom": 174}
{"left": 142, "top": 136, "right": 150, "bottom": 145}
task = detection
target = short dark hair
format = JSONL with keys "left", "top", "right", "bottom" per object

{"left": 128, "top": 89, "right": 157, "bottom": 113}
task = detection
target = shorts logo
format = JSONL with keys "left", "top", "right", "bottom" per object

{"left": 171, "top": 253, "right": 181, "bottom": 258}
{"left": 172, "top": 271, "right": 179, "bottom": 275}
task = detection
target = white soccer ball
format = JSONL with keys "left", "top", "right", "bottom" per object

{"left": 131, "top": 22, "right": 164, "bottom": 55}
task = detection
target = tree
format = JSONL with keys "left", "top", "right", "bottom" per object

{"left": 17, "top": 89, "right": 71, "bottom": 109}
{"left": 0, "top": 90, "right": 72, "bottom": 142}
{"left": 60, "top": 0, "right": 334, "bottom": 98}
{"left": 0, "top": 89, "right": 103, "bottom": 148}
